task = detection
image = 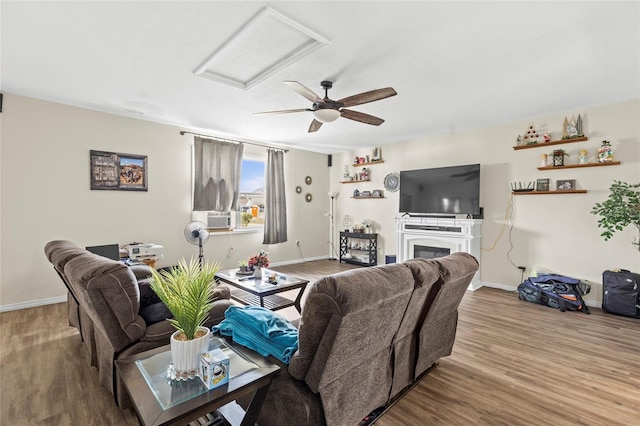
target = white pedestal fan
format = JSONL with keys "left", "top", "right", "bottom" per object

{"left": 184, "top": 221, "right": 209, "bottom": 268}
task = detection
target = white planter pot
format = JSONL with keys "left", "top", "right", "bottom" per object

{"left": 170, "top": 326, "right": 210, "bottom": 380}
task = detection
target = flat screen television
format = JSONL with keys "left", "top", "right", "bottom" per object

{"left": 399, "top": 164, "right": 481, "bottom": 216}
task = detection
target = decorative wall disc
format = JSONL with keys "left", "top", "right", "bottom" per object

{"left": 383, "top": 172, "right": 400, "bottom": 192}
{"left": 295, "top": 186, "right": 302, "bottom": 193}
{"left": 305, "top": 176, "right": 312, "bottom": 185}
{"left": 305, "top": 193, "right": 312, "bottom": 202}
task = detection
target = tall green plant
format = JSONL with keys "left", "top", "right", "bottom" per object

{"left": 591, "top": 180, "right": 640, "bottom": 252}
{"left": 149, "top": 257, "right": 221, "bottom": 340}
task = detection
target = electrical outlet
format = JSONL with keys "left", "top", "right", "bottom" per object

{"left": 296, "top": 240, "right": 300, "bottom": 246}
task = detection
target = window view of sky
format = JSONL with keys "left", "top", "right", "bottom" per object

{"left": 240, "top": 159, "right": 265, "bottom": 193}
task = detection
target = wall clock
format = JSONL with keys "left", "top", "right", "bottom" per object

{"left": 384, "top": 172, "right": 400, "bottom": 192}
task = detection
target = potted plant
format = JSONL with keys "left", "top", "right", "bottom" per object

{"left": 241, "top": 212, "right": 253, "bottom": 227}
{"left": 362, "top": 218, "right": 375, "bottom": 233}
{"left": 149, "top": 257, "right": 222, "bottom": 380}
{"left": 238, "top": 260, "right": 250, "bottom": 272}
{"left": 591, "top": 180, "right": 640, "bottom": 252}
{"left": 248, "top": 250, "right": 270, "bottom": 278}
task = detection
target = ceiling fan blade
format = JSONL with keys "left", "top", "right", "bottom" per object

{"left": 284, "top": 81, "right": 322, "bottom": 103}
{"left": 253, "top": 108, "right": 310, "bottom": 116}
{"left": 308, "top": 119, "right": 323, "bottom": 133}
{"left": 340, "top": 109, "right": 385, "bottom": 126}
{"left": 337, "top": 87, "right": 397, "bottom": 108}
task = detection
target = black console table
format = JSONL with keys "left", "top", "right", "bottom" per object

{"left": 339, "top": 232, "right": 378, "bottom": 266}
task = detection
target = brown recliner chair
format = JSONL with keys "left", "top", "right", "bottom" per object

{"left": 45, "top": 240, "right": 233, "bottom": 408}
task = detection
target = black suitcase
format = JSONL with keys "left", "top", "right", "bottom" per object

{"left": 602, "top": 269, "right": 640, "bottom": 318}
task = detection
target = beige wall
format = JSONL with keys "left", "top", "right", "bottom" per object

{"left": 2, "top": 94, "right": 638, "bottom": 310}
{"left": 0, "top": 94, "right": 331, "bottom": 309}
{"left": 332, "top": 99, "right": 640, "bottom": 306}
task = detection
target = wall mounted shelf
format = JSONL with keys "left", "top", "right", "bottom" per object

{"left": 352, "top": 196, "right": 384, "bottom": 199}
{"left": 513, "top": 136, "right": 588, "bottom": 150}
{"left": 352, "top": 160, "right": 384, "bottom": 167}
{"left": 340, "top": 179, "right": 370, "bottom": 184}
{"left": 537, "top": 161, "right": 620, "bottom": 171}
{"left": 512, "top": 190, "right": 587, "bottom": 196}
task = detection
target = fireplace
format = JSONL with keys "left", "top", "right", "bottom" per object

{"left": 413, "top": 245, "right": 451, "bottom": 259}
{"left": 396, "top": 217, "right": 482, "bottom": 290}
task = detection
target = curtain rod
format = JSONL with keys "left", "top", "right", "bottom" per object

{"left": 179, "top": 131, "right": 289, "bottom": 153}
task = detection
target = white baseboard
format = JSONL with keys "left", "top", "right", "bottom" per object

{"left": 0, "top": 295, "right": 67, "bottom": 313}
{"left": 270, "top": 255, "right": 329, "bottom": 267}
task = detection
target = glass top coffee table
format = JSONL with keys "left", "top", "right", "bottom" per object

{"left": 216, "top": 268, "right": 309, "bottom": 313}
{"left": 115, "top": 335, "right": 281, "bottom": 426}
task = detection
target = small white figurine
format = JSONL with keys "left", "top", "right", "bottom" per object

{"left": 540, "top": 154, "right": 548, "bottom": 167}
{"left": 579, "top": 149, "right": 588, "bottom": 164}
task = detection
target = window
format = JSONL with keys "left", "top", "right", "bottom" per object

{"left": 238, "top": 158, "right": 266, "bottom": 227}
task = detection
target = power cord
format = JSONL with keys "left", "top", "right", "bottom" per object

{"left": 297, "top": 241, "right": 306, "bottom": 262}
{"left": 479, "top": 193, "right": 523, "bottom": 272}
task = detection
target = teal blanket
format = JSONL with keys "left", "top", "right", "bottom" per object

{"left": 212, "top": 306, "right": 298, "bottom": 364}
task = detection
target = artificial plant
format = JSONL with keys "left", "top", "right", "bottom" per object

{"left": 149, "top": 257, "right": 221, "bottom": 340}
{"left": 591, "top": 180, "right": 640, "bottom": 252}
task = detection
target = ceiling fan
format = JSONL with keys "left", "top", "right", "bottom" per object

{"left": 255, "top": 81, "right": 397, "bottom": 133}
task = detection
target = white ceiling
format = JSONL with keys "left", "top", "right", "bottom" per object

{"left": 2, "top": 1, "right": 639, "bottom": 154}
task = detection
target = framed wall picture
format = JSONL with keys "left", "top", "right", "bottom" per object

{"left": 536, "top": 178, "right": 550, "bottom": 191}
{"left": 90, "top": 150, "right": 148, "bottom": 191}
{"left": 556, "top": 179, "right": 575, "bottom": 191}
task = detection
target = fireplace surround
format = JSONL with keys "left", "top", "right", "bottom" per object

{"left": 396, "top": 216, "right": 483, "bottom": 290}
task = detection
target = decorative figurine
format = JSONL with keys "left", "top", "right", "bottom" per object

{"left": 579, "top": 149, "right": 588, "bottom": 164}
{"left": 523, "top": 123, "right": 539, "bottom": 145}
{"left": 516, "top": 135, "right": 523, "bottom": 146}
{"left": 540, "top": 154, "right": 549, "bottom": 167}
{"left": 566, "top": 118, "right": 578, "bottom": 137}
{"left": 551, "top": 149, "right": 569, "bottom": 167}
{"left": 576, "top": 114, "right": 583, "bottom": 135}
{"left": 597, "top": 141, "right": 614, "bottom": 163}
{"left": 543, "top": 133, "right": 551, "bottom": 142}
{"left": 562, "top": 117, "right": 569, "bottom": 139}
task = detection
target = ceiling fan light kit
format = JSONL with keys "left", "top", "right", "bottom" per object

{"left": 313, "top": 108, "right": 340, "bottom": 123}
{"left": 256, "top": 80, "right": 397, "bottom": 132}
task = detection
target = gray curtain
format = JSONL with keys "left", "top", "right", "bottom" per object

{"left": 263, "top": 149, "right": 287, "bottom": 244}
{"left": 193, "top": 137, "right": 244, "bottom": 212}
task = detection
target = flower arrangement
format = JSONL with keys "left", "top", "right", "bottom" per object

{"left": 362, "top": 218, "right": 374, "bottom": 228}
{"left": 248, "top": 250, "right": 270, "bottom": 268}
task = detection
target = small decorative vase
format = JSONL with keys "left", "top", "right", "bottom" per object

{"left": 169, "top": 326, "right": 210, "bottom": 381}
{"left": 254, "top": 267, "right": 262, "bottom": 279}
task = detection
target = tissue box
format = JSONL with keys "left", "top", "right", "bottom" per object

{"left": 199, "top": 348, "right": 229, "bottom": 390}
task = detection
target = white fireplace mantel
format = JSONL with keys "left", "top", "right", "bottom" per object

{"left": 396, "top": 216, "right": 482, "bottom": 290}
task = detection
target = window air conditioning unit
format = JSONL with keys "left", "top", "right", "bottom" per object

{"left": 207, "top": 213, "right": 231, "bottom": 230}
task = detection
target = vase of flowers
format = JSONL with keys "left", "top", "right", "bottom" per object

{"left": 248, "top": 250, "right": 270, "bottom": 278}
{"left": 362, "top": 218, "right": 375, "bottom": 233}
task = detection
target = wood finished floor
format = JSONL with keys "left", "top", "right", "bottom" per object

{"left": 1, "top": 260, "right": 639, "bottom": 425}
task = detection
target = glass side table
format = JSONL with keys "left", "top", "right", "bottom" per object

{"left": 116, "top": 334, "right": 281, "bottom": 426}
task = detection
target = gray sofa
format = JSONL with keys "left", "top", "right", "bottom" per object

{"left": 243, "top": 252, "right": 479, "bottom": 426}
{"left": 44, "top": 240, "right": 233, "bottom": 408}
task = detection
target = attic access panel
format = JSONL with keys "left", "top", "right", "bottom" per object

{"left": 194, "top": 7, "right": 329, "bottom": 90}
